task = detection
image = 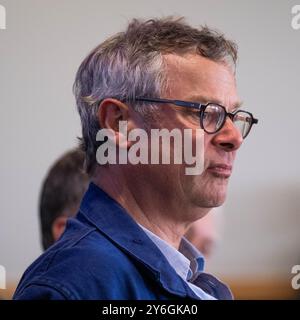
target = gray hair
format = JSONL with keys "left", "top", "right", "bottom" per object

{"left": 73, "top": 17, "right": 238, "bottom": 175}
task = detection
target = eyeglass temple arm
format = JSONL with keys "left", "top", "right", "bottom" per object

{"left": 135, "top": 97, "right": 201, "bottom": 110}
{"left": 235, "top": 112, "right": 259, "bottom": 125}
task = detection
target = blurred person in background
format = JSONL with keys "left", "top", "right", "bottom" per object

{"left": 185, "top": 208, "right": 222, "bottom": 259}
{"left": 39, "top": 149, "right": 89, "bottom": 250}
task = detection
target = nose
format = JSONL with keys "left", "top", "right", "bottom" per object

{"left": 211, "top": 118, "right": 243, "bottom": 152}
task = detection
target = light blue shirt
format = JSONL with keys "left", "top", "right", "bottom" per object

{"left": 140, "top": 224, "right": 230, "bottom": 300}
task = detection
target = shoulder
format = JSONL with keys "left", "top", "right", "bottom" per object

{"left": 14, "top": 225, "right": 145, "bottom": 299}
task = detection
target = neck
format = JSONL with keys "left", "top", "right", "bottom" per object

{"left": 92, "top": 165, "right": 209, "bottom": 249}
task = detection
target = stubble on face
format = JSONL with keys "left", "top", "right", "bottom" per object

{"left": 162, "top": 53, "right": 240, "bottom": 209}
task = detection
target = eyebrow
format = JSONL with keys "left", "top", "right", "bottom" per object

{"left": 186, "top": 94, "right": 243, "bottom": 111}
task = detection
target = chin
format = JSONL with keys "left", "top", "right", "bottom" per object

{"left": 192, "top": 185, "right": 227, "bottom": 207}
{"left": 205, "top": 197, "right": 225, "bottom": 208}
{"left": 210, "top": 188, "right": 227, "bottom": 206}
{"left": 187, "top": 173, "right": 229, "bottom": 207}
{"left": 191, "top": 193, "right": 226, "bottom": 208}
{"left": 209, "top": 198, "right": 225, "bottom": 207}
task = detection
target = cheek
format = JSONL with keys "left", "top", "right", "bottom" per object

{"left": 202, "top": 134, "right": 213, "bottom": 159}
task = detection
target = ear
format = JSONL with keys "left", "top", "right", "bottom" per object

{"left": 52, "top": 216, "right": 68, "bottom": 242}
{"left": 98, "top": 98, "right": 128, "bottom": 130}
{"left": 97, "top": 98, "right": 137, "bottom": 148}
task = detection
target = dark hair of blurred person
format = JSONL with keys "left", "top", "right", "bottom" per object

{"left": 39, "top": 149, "right": 89, "bottom": 250}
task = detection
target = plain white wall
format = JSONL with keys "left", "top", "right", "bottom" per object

{"left": 0, "top": 0, "right": 299, "bottom": 285}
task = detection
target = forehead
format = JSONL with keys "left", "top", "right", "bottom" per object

{"left": 163, "top": 53, "right": 240, "bottom": 109}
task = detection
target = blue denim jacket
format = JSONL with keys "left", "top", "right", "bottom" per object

{"left": 13, "top": 183, "right": 232, "bottom": 300}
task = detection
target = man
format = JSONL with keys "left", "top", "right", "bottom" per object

{"left": 14, "top": 17, "right": 258, "bottom": 300}
{"left": 39, "top": 149, "right": 89, "bottom": 250}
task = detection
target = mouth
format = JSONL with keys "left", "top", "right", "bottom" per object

{"left": 206, "top": 163, "right": 232, "bottom": 178}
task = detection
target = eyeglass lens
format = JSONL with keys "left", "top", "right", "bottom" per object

{"left": 202, "top": 104, "right": 252, "bottom": 138}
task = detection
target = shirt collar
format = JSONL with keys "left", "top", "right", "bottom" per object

{"left": 139, "top": 224, "right": 205, "bottom": 281}
{"left": 179, "top": 237, "right": 205, "bottom": 278}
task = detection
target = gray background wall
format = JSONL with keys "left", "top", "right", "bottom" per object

{"left": 0, "top": 0, "right": 299, "bottom": 290}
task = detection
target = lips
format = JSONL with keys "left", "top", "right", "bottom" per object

{"left": 206, "top": 163, "right": 232, "bottom": 177}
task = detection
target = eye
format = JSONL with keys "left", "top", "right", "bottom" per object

{"left": 183, "top": 109, "right": 201, "bottom": 122}
{"left": 192, "top": 111, "right": 201, "bottom": 118}
{"left": 203, "top": 109, "right": 219, "bottom": 124}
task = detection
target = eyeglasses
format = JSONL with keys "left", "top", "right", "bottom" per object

{"left": 134, "top": 97, "right": 258, "bottom": 139}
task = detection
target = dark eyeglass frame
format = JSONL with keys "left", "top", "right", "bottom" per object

{"left": 134, "top": 97, "right": 258, "bottom": 139}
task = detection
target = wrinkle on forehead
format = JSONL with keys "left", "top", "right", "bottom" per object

{"left": 162, "top": 53, "right": 240, "bottom": 110}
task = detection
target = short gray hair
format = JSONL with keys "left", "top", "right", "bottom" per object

{"left": 73, "top": 17, "right": 238, "bottom": 175}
